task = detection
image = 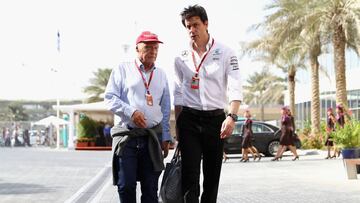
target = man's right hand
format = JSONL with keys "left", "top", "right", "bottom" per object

{"left": 131, "top": 110, "right": 147, "bottom": 128}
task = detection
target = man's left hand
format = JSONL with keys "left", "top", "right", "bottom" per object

{"left": 161, "top": 141, "right": 170, "bottom": 158}
{"left": 220, "top": 116, "right": 235, "bottom": 139}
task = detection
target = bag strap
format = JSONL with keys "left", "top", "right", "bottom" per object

{"left": 172, "top": 145, "right": 181, "bottom": 161}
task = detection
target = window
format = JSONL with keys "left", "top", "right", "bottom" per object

{"left": 232, "top": 123, "right": 243, "bottom": 135}
{"left": 252, "top": 123, "right": 273, "bottom": 133}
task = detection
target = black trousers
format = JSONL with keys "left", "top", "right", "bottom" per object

{"left": 177, "top": 107, "right": 225, "bottom": 203}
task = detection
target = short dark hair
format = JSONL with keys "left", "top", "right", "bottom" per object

{"left": 180, "top": 4, "right": 208, "bottom": 27}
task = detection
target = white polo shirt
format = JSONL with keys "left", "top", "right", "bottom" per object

{"left": 173, "top": 37, "right": 243, "bottom": 110}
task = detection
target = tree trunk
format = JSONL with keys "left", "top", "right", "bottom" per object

{"left": 310, "top": 55, "right": 321, "bottom": 135}
{"left": 288, "top": 68, "right": 296, "bottom": 118}
{"left": 333, "top": 23, "right": 348, "bottom": 110}
{"left": 260, "top": 104, "right": 264, "bottom": 121}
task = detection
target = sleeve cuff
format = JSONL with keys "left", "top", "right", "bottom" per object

{"left": 173, "top": 96, "right": 183, "bottom": 106}
{"left": 124, "top": 106, "right": 137, "bottom": 119}
{"left": 162, "top": 131, "right": 172, "bottom": 142}
{"left": 228, "top": 95, "right": 243, "bottom": 103}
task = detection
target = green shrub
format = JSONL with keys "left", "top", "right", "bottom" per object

{"left": 333, "top": 119, "right": 360, "bottom": 149}
{"left": 77, "top": 115, "right": 98, "bottom": 139}
{"left": 299, "top": 133, "right": 323, "bottom": 149}
{"left": 298, "top": 120, "right": 325, "bottom": 149}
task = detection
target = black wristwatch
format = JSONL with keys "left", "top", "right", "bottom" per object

{"left": 227, "top": 113, "right": 238, "bottom": 122}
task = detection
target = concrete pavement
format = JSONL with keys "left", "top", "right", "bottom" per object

{"left": 88, "top": 149, "right": 360, "bottom": 203}
{"left": 1, "top": 147, "right": 360, "bottom": 203}
{"left": 0, "top": 147, "right": 112, "bottom": 203}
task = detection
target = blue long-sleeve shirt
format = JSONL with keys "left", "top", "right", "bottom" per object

{"left": 104, "top": 58, "right": 171, "bottom": 142}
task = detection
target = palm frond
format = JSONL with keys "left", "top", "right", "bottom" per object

{"left": 83, "top": 68, "right": 112, "bottom": 103}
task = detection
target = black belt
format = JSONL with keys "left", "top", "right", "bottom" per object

{"left": 126, "top": 124, "right": 162, "bottom": 134}
{"left": 182, "top": 106, "right": 224, "bottom": 117}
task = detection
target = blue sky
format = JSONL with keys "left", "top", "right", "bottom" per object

{"left": 0, "top": 0, "right": 270, "bottom": 100}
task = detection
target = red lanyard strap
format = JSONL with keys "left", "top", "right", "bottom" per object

{"left": 135, "top": 60, "right": 154, "bottom": 94}
{"left": 191, "top": 38, "right": 215, "bottom": 77}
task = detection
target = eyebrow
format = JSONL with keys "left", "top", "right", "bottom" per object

{"left": 144, "top": 45, "right": 159, "bottom": 48}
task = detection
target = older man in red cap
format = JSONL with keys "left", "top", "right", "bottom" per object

{"left": 105, "top": 31, "right": 171, "bottom": 203}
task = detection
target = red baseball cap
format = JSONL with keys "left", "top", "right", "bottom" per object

{"left": 136, "top": 31, "right": 163, "bottom": 45}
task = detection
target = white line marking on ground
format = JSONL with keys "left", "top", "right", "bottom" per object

{"left": 64, "top": 163, "right": 111, "bottom": 203}
{"left": 88, "top": 175, "right": 112, "bottom": 203}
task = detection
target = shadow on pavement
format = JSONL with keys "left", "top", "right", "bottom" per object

{"left": 0, "top": 182, "right": 55, "bottom": 195}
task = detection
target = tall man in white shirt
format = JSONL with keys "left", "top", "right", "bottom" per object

{"left": 174, "top": 5, "right": 243, "bottom": 203}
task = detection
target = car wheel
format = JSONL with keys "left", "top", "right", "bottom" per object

{"left": 267, "top": 140, "right": 280, "bottom": 156}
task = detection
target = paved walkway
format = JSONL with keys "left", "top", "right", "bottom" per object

{"left": 1, "top": 148, "right": 359, "bottom": 203}
{"left": 0, "top": 147, "right": 112, "bottom": 203}
{"left": 75, "top": 149, "right": 360, "bottom": 203}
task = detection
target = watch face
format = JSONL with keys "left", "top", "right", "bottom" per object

{"left": 232, "top": 114, "right": 238, "bottom": 121}
{"left": 228, "top": 114, "right": 237, "bottom": 121}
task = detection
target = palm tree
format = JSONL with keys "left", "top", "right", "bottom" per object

{"left": 310, "top": 0, "right": 360, "bottom": 113}
{"left": 244, "top": 69, "right": 286, "bottom": 121}
{"left": 268, "top": 0, "right": 360, "bottom": 129}
{"left": 273, "top": 45, "right": 307, "bottom": 118}
{"left": 83, "top": 68, "right": 112, "bottom": 103}
{"left": 243, "top": 27, "right": 308, "bottom": 125}
{"left": 243, "top": 42, "right": 306, "bottom": 118}
{"left": 248, "top": 0, "right": 327, "bottom": 134}
{"left": 8, "top": 103, "right": 29, "bottom": 121}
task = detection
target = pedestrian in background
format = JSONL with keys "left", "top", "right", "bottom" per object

{"left": 324, "top": 107, "right": 337, "bottom": 159}
{"left": 174, "top": 5, "right": 243, "bottom": 202}
{"left": 246, "top": 110, "right": 262, "bottom": 161}
{"left": 1, "top": 127, "right": 5, "bottom": 146}
{"left": 105, "top": 31, "right": 171, "bottom": 203}
{"left": 23, "top": 129, "right": 31, "bottom": 147}
{"left": 336, "top": 104, "right": 345, "bottom": 128}
{"left": 272, "top": 106, "right": 299, "bottom": 161}
{"left": 288, "top": 109, "right": 295, "bottom": 137}
{"left": 333, "top": 104, "right": 346, "bottom": 157}
{"left": 103, "top": 123, "right": 112, "bottom": 146}
{"left": 240, "top": 110, "right": 261, "bottom": 162}
{"left": 4, "top": 128, "right": 11, "bottom": 147}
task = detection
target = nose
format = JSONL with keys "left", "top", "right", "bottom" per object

{"left": 188, "top": 26, "right": 196, "bottom": 34}
{"left": 150, "top": 49, "right": 157, "bottom": 55}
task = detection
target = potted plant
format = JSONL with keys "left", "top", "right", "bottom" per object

{"left": 332, "top": 119, "right": 360, "bottom": 177}
{"left": 332, "top": 119, "right": 360, "bottom": 158}
{"left": 76, "top": 137, "right": 96, "bottom": 147}
{"left": 76, "top": 115, "right": 98, "bottom": 148}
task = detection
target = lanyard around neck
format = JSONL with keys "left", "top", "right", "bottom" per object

{"left": 135, "top": 60, "right": 154, "bottom": 94}
{"left": 191, "top": 38, "right": 215, "bottom": 77}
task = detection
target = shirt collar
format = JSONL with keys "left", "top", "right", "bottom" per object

{"left": 135, "top": 58, "right": 156, "bottom": 72}
{"left": 189, "top": 34, "right": 214, "bottom": 52}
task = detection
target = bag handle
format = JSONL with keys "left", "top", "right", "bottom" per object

{"left": 171, "top": 145, "right": 181, "bottom": 161}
